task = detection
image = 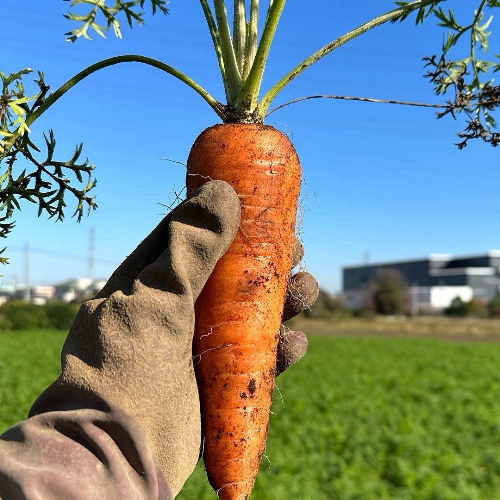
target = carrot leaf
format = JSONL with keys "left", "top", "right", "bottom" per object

{"left": 64, "top": 0, "right": 169, "bottom": 42}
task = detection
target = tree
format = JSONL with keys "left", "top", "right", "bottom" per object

{"left": 303, "top": 289, "right": 349, "bottom": 319}
{"left": 445, "top": 296, "right": 468, "bottom": 316}
{"left": 0, "top": 1, "right": 499, "bottom": 265}
{"left": 371, "top": 269, "right": 408, "bottom": 315}
{"left": 445, "top": 296, "right": 488, "bottom": 317}
{"left": 488, "top": 295, "right": 500, "bottom": 317}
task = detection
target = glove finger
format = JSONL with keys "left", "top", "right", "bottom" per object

{"left": 282, "top": 271, "right": 319, "bottom": 322}
{"left": 133, "top": 180, "right": 240, "bottom": 302}
{"left": 291, "top": 238, "right": 304, "bottom": 269}
{"left": 97, "top": 181, "right": 240, "bottom": 299}
{"left": 97, "top": 212, "right": 176, "bottom": 299}
{"left": 276, "top": 329, "right": 308, "bottom": 377}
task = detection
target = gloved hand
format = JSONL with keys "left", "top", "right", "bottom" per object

{"left": 25, "top": 180, "right": 317, "bottom": 497}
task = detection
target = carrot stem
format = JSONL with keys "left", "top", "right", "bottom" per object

{"left": 233, "top": 0, "right": 247, "bottom": 74}
{"left": 24, "top": 55, "right": 224, "bottom": 132}
{"left": 199, "top": 0, "right": 226, "bottom": 90}
{"left": 243, "top": 0, "right": 259, "bottom": 79}
{"left": 238, "top": 0, "right": 286, "bottom": 113}
{"left": 256, "top": 0, "right": 446, "bottom": 119}
{"left": 214, "top": 0, "right": 242, "bottom": 103}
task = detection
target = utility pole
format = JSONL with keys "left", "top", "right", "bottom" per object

{"left": 23, "top": 242, "right": 31, "bottom": 302}
{"left": 411, "top": 282, "right": 420, "bottom": 316}
{"left": 88, "top": 227, "right": 95, "bottom": 281}
{"left": 364, "top": 251, "right": 370, "bottom": 265}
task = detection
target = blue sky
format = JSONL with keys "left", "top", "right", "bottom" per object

{"left": 2, "top": 1, "right": 499, "bottom": 293}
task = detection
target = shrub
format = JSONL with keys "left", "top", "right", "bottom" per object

{"left": 465, "top": 298, "right": 488, "bottom": 318}
{"left": 0, "top": 314, "right": 13, "bottom": 330}
{"left": 445, "top": 297, "right": 488, "bottom": 317}
{"left": 488, "top": 296, "right": 500, "bottom": 318}
{"left": 445, "top": 297, "right": 468, "bottom": 316}
{"left": 370, "top": 269, "right": 408, "bottom": 316}
{"left": 0, "top": 301, "right": 79, "bottom": 330}
{"left": 44, "top": 302, "right": 79, "bottom": 330}
{"left": 352, "top": 307, "right": 377, "bottom": 319}
{"left": 0, "top": 301, "right": 49, "bottom": 330}
{"left": 303, "top": 290, "right": 350, "bottom": 320}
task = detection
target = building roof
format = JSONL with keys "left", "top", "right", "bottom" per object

{"left": 344, "top": 250, "right": 500, "bottom": 271}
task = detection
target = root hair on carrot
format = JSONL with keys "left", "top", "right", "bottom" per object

{"left": 199, "top": 327, "right": 215, "bottom": 339}
{"left": 159, "top": 156, "right": 187, "bottom": 168}
{"left": 186, "top": 172, "right": 214, "bottom": 183}
{"left": 200, "top": 436, "right": 206, "bottom": 465}
{"left": 158, "top": 185, "right": 186, "bottom": 213}
{"left": 192, "top": 342, "right": 236, "bottom": 368}
{"left": 274, "top": 382, "right": 285, "bottom": 407}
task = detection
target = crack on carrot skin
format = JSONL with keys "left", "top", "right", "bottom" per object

{"left": 237, "top": 226, "right": 258, "bottom": 257}
{"left": 254, "top": 206, "right": 271, "bottom": 220}
{"left": 264, "top": 169, "right": 278, "bottom": 175}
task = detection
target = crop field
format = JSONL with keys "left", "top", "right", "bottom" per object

{"left": 2, "top": 327, "right": 500, "bottom": 499}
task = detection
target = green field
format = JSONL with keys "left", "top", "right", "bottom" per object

{"left": 2, "top": 328, "right": 500, "bottom": 499}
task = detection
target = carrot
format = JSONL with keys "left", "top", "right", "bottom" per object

{"left": 186, "top": 123, "right": 301, "bottom": 499}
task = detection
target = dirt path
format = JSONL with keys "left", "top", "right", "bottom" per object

{"left": 289, "top": 317, "right": 500, "bottom": 343}
{"left": 318, "top": 328, "right": 500, "bottom": 343}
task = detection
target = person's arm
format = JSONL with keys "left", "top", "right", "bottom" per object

{"left": 0, "top": 405, "right": 172, "bottom": 500}
{"left": 0, "top": 181, "right": 318, "bottom": 499}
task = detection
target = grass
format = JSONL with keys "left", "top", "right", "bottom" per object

{"left": 2, "top": 326, "right": 500, "bottom": 499}
{"left": 0, "top": 330, "right": 66, "bottom": 430}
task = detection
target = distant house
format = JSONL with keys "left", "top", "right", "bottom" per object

{"left": 0, "top": 282, "right": 28, "bottom": 303}
{"left": 32, "top": 285, "right": 56, "bottom": 305}
{"left": 343, "top": 251, "right": 500, "bottom": 312}
{"left": 54, "top": 278, "right": 106, "bottom": 303}
{"left": 0, "top": 278, "right": 106, "bottom": 304}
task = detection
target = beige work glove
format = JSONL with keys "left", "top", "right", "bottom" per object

{"left": 28, "top": 180, "right": 317, "bottom": 496}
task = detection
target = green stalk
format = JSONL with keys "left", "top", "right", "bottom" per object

{"left": 213, "top": 0, "right": 242, "bottom": 103}
{"left": 470, "top": 0, "right": 488, "bottom": 88}
{"left": 199, "top": 0, "right": 226, "bottom": 88}
{"left": 233, "top": 0, "right": 247, "bottom": 74}
{"left": 26, "top": 55, "right": 224, "bottom": 128}
{"left": 238, "top": 0, "right": 286, "bottom": 112}
{"left": 256, "top": 0, "right": 445, "bottom": 119}
{"left": 243, "top": 0, "right": 259, "bottom": 79}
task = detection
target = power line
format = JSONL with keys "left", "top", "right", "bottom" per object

{"left": 8, "top": 245, "right": 117, "bottom": 266}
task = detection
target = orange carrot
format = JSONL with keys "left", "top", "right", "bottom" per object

{"left": 186, "top": 123, "right": 301, "bottom": 499}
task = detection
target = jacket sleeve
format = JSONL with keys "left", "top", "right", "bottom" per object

{"left": 0, "top": 406, "right": 173, "bottom": 500}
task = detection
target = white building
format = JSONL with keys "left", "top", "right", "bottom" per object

{"left": 343, "top": 251, "right": 500, "bottom": 312}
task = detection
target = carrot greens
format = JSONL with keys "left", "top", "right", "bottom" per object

{"left": 1, "top": 0, "right": 499, "bottom": 259}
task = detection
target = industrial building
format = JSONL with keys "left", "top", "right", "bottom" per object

{"left": 343, "top": 251, "right": 500, "bottom": 312}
